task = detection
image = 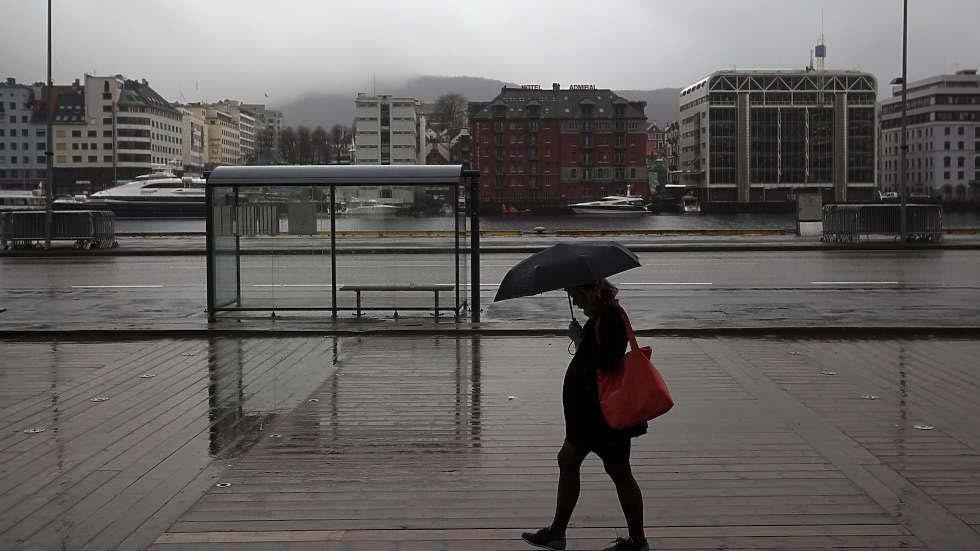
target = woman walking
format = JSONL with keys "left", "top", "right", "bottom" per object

{"left": 522, "top": 278, "right": 649, "bottom": 551}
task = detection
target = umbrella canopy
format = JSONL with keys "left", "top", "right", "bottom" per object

{"left": 493, "top": 241, "right": 640, "bottom": 302}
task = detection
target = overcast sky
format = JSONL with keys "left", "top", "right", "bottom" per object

{"left": 3, "top": 0, "right": 979, "bottom": 105}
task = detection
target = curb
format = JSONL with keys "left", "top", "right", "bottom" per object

{"left": 4, "top": 242, "right": 980, "bottom": 257}
{"left": 2, "top": 326, "right": 979, "bottom": 340}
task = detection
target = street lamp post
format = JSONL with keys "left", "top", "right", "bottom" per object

{"left": 44, "top": 0, "right": 53, "bottom": 249}
{"left": 899, "top": 0, "right": 909, "bottom": 242}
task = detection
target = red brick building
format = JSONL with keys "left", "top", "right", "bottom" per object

{"left": 469, "top": 84, "right": 648, "bottom": 212}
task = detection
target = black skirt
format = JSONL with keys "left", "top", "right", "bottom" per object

{"left": 562, "top": 304, "right": 647, "bottom": 461}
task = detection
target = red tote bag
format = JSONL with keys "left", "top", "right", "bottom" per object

{"left": 597, "top": 305, "right": 674, "bottom": 430}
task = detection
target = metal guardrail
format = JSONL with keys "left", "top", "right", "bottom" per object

{"left": 822, "top": 204, "right": 943, "bottom": 243}
{"left": 212, "top": 205, "right": 279, "bottom": 237}
{"left": 0, "top": 210, "right": 117, "bottom": 250}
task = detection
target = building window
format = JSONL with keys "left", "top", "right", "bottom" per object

{"left": 88, "top": 155, "right": 97, "bottom": 163}
{"left": 958, "top": 142, "right": 964, "bottom": 150}
{"left": 36, "top": 142, "right": 44, "bottom": 150}
{"left": 9, "top": 143, "right": 15, "bottom": 151}
{"left": 21, "top": 129, "right": 27, "bottom": 137}
{"left": 103, "top": 118, "right": 113, "bottom": 125}
{"left": 103, "top": 105, "right": 113, "bottom": 113}
{"left": 8, "top": 116, "right": 14, "bottom": 123}
{"left": 945, "top": 127, "right": 951, "bottom": 135}
{"left": 958, "top": 171, "right": 964, "bottom": 180}
{"left": 959, "top": 157, "right": 965, "bottom": 168}
{"left": 36, "top": 156, "right": 45, "bottom": 163}
{"left": 104, "top": 130, "right": 113, "bottom": 137}
{"left": 944, "top": 171, "right": 950, "bottom": 180}
{"left": 945, "top": 141, "right": 950, "bottom": 150}
{"left": 87, "top": 130, "right": 97, "bottom": 137}
{"left": 71, "top": 130, "right": 81, "bottom": 138}
{"left": 944, "top": 157, "right": 951, "bottom": 167}
{"left": 959, "top": 127, "right": 965, "bottom": 135}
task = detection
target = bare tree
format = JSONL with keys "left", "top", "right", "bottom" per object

{"left": 278, "top": 127, "right": 297, "bottom": 164}
{"left": 330, "top": 124, "right": 350, "bottom": 162}
{"left": 256, "top": 127, "right": 276, "bottom": 154}
{"left": 296, "top": 126, "right": 312, "bottom": 164}
{"left": 311, "top": 126, "right": 329, "bottom": 164}
{"left": 433, "top": 93, "right": 467, "bottom": 135}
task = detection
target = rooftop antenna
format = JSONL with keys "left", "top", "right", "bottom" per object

{"left": 814, "top": 8, "right": 827, "bottom": 72}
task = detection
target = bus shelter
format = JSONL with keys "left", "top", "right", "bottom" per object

{"left": 206, "top": 165, "right": 481, "bottom": 322}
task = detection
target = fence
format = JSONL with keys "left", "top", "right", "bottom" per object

{"left": 1, "top": 210, "right": 117, "bottom": 250}
{"left": 822, "top": 204, "right": 943, "bottom": 243}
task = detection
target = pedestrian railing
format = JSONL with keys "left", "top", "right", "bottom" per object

{"left": 0, "top": 210, "right": 117, "bottom": 250}
{"left": 822, "top": 204, "right": 943, "bottom": 243}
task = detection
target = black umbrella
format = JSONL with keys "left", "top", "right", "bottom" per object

{"left": 493, "top": 241, "right": 640, "bottom": 316}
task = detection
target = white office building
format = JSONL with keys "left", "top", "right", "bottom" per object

{"left": 49, "top": 75, "right": 183, "bottom": 193}
{"left": 0, "top": 78, "right": 47, "bottom": 189}
{"left": 879, "top": 69, "right": 980, "bottom": 201}
{"left": 354, "top": 94, "right": 425, "bottom": 165}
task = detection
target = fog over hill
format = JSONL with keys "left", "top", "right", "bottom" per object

{"left": 276, "top": 75, "right": 681, "bottom": 129}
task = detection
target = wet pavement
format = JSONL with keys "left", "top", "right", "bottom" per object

{"left": 3, "top": 335, "right": 980, "bottom": 549}
{"left": 1, "top": 250, "right": 979, "bottom": 332}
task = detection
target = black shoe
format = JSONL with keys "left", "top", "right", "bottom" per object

{"left": 602, "top": 537, "right": 650, "bottom": 551}
{"left": 521, "top": 527, "right": 566, "bottom": 550}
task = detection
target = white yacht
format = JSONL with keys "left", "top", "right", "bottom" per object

{"left": 344, "top": 198, "right": 401, "bottom": 217}
{"left": 568, "top": 185, "right": 650, "bottom": 216}
{"left": 56, "top": 171, "right": 206, "bottom": 218}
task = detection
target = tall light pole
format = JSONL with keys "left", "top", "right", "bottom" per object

{"left": 899, "top": 0, "right": 909, "bottom": 241}
{"left": 44, "top": 0, "right": 54, "bottom": 249}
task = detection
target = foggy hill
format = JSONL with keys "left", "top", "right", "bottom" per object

{"left": 277, "top": 75, "right": 680, "bottom": 128}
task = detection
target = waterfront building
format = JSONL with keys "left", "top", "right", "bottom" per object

{"left": 469, "top": 83, "right": 648, "bottom": 211}
{"left": 238, "top": 107, "right": 256, "bottom": 164}
{"left": 353, "top": 94, "right": 426, "bottom": 165}
{"left": 241, "top": 103, "right": 283, "bottom": 154}
{"left": 645, "top": 122, "right": 666, "bottom": 159}
{"left": 177, "top": 105, "right": 207, "bottom": 174}
{"left": 678, "top": 70, "right": 878, "bottom": 204}
{"left": 664, "top": 121, "right": 679, "bottom": 183}
{"left": 52, "top": 75, "right": 183, "bottom": 193}
{"left": 879, "top": 69, "right": 980, "bottom": 202}
{"left": 0, "top": 78, "right": 47, "bottom": 189}
{"left": 191, "top": 102, "right": 241, "bottom": 168}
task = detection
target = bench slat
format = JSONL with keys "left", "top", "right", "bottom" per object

{"left": 339, "top": 285, "right": 453, "bottom": 291}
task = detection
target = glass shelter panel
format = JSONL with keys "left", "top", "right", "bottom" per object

{"left": 207, "top": 165, "right": 471, "bottom": 321}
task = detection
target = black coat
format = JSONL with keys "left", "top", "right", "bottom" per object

{"left": 562, "top": 303, "right": 647, "bottom": 448}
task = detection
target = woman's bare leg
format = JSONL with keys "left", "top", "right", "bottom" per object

{"left": 550, "top": 440, "right": 588, "bottom": 535}
{"left": 605, "top": 460, "right": 646, "bottom": 542}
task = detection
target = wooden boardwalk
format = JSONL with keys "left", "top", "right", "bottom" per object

{"left": 3, "top": 335, "right": 980, "bottom": 549}
{"left": 140, "top": 336, "right": 977, "bottom": 550}
{"left": 0, "top": 337, "right": 343, "bottom": 550}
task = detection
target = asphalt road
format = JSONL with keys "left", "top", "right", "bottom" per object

{"left": 1, "top": 249, "right": 978, "bottom": 330}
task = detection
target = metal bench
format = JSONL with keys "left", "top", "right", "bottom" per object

{"left": 339, "top": 284, "right": 456, "bottom": 318}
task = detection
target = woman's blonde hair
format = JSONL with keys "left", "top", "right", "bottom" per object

{"left": 574, "top": 278, "right": 619, "bottom": 307}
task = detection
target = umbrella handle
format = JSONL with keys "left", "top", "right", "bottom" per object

{"left": 567, "top": 293, "right": 575, "bottom": 321}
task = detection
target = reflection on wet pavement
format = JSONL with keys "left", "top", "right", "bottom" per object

{"left": 4, "top": 336, "right": 980, "bottom": 550}
{"left": 0, "top": 337, "right": 342, "bottom": 550}
{"left": 155, "top": 336, "right": 980, "bottom": 550}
